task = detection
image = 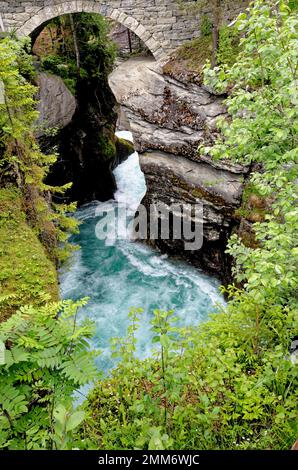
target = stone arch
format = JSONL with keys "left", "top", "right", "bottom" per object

{"left": 16, "top": 0, "right": 167, "bottom": 63}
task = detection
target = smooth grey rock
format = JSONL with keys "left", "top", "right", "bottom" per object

{"left": 36, "top": 72, "right": 76, "bottom": 137}
{"left": 139, "top": 151, "right": 244, "bottom": 207}
{"left": 109, "top": 57, "right": 249, "bottom": 174}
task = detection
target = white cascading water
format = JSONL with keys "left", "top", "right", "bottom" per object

{"left": 60, "top": 131, "right": 224, "bottom": 373}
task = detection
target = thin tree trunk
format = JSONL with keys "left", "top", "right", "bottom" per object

{"left": 69, "top": 14, "right": 80, "bottom": 78}
{"left": 48, "top": 25, "right": 54, "bottom": 54}
{"left": 58, "top": 18, "right": 66, "bottom": 56}
{"left": 127, "top": 29, "right": 132, "bottom": 54}
{"left": 211, "top": 0, "right": 221, "bottom": 68}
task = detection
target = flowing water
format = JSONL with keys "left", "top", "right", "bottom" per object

{"left": 60, "top": 131, "right": 223, "bottom": 373}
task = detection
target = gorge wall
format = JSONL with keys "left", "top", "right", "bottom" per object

{"left": 109, "top": 57, "right": 250, "bottom": 281}
{"left": 34, "top": 12, "right": 134, "bottom": 205}
{"left": 37, "top": 70, "right": 133, "bottom": 204}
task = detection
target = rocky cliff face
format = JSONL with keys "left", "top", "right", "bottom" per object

{"left": 46, "top": 76, "right": 119, "bottom": 204}
{"left": 36, "top": 72, "right": 76, "bottom": 137}
{"left": 36, "top": 71, "right": 133, "bottom": 204}
{"left": 34, "top": 12, "right": 135, "bottom": 206}
{"left": 109, "top": 57, "right": 249, "bottom": 282}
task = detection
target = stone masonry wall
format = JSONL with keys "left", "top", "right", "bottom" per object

{"left": 0, "top": 0, "right": 249, "bottom": 62}
{"left": 109, "top": 22, "right": 149, "bottom": 58}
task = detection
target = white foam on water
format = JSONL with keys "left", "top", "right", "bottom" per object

{"left": 114, "top": 152, "right": 146, "bottom": 214}
{"left": 116, "top": 130, "right": 134, "bottom": 142}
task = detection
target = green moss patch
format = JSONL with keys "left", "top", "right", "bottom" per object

{"left": 163, "top": 36, "right": 213, "bottom": 84}
{"left": 0, "top": 188, "right": 59, "bottom": 322}
{"left": 98, "top": 131, "right": 117, "bottom": 162}
{"left": 115, "top": 137, "right": 134, "bottom": 160}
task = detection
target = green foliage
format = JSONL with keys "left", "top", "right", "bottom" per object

{"left": 72, "top": 13, "right": 116, "bottom": 79}
{"left": 0, "top": 298, "right": 97, "bottom": 449}
{"left": 40, "top": 13, "right": 116, "bottom": 95}
{"left": 0, "top": 37, "right": 78, "bottom": 267}
{"left": 216, "top": 25, "right": 241, "bottom": 67}
{"left": 41, "top": 55, "right": 77, "bottom": 94}
{"left": 41, "top": 55, "right": 74, "bottom": 77}
{"left": 0, "top": 37, "right": 39, "bottom": 144}
{"left": 0, "top": 188, "right": 58, "bottom": 322}
{"left": 289, "top": 0, "right": 298, "bottom": 11}
{"left": 83, "top": 306, "right": 297, "bottom": 450}
{"left": 53, "top": 405, "right": 85, "bottom": 450}
{"left": 203, "top": 0, "right": 298, "bottom": 307}
{"left": 169, "top": 35, "right": 213, "bottom": 76}
{"left": 165, "top": 25, "right": 241, "bottom": 80}
{"left": 98, "top": 132, "right": 117, "bottom": 162}
{"left": 201, "top": 14, "right": 213, "bottom": 37}
{"left": 233, "top": 182, "right": 271, "bottom": 224}
{"left": 116, "top": 137, "right": 135, "bottom": 159}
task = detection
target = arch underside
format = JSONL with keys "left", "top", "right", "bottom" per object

{"left": 16, "top": 1, "right": 167, "bottom": 63}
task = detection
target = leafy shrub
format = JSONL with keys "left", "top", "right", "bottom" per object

{"left": 0, "top": 299, "right": 97, "bottom": 449}
{"left": 216, "top": 25, "right": 241, "bottom": 67}
{"left": 83, "top": 306, "right": 297, "bottom": 450}
{"left": 41, "top": 55, "right": 78, "bottom": 93}
{"left": 289, "top": 0, "right": 298, "bottom": 10}
{"left": 40, "top": 13, "right": 117, "bottom": 95}
{"left": 201, "top": 14, "right": 213, "bottom": 37}
{"left": 0, "top": 37, "right": 79, "bottom": 270}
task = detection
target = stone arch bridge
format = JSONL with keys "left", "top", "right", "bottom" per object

{"left": 0, "top": 0, "right": 248, "bottom": 62}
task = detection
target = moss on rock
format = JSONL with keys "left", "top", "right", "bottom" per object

{"left": 0, "top": 187, "right": 59, "bottom": 322}
{"left": 115, "top": 137, "right": 134, "bottom": 161}
{"left": 163, "top": 36, "right": 213, "bottom": 85}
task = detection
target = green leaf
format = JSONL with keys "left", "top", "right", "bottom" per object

{"left": 66, "top": 411, "right": 85, "bottom": 432}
